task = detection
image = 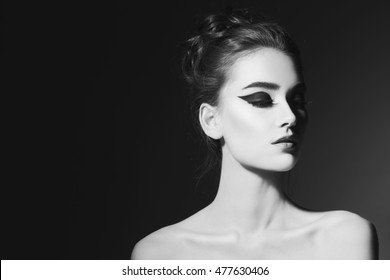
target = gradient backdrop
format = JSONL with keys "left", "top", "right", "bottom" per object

{"left": 3, "top": 0, "right": 389, "bottom": 259}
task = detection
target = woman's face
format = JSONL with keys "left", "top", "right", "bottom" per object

{"left": 217, "top": 48, "right": 308, "bottom": 172}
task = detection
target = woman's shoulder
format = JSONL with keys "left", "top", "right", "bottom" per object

{"left": 315, "top": 210, "right": 378, "bottom": 259}
{"left": 131, "top": 208, "right": 212, "bottom": 259}
{"left": 319, "top": 210, "right": 375, "bottom": 235}
{"left": 130, "top": 224, "right": 186, "bottom": 260}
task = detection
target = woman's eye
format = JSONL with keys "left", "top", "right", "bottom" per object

{"left": 250, "top": 100, "right": 274, "bottom": 108}
{"left": 239, "top": 92, "right": 274, "bottom": 108}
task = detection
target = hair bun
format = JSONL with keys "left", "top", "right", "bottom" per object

{"left": 182, "top": 7, "right": 256, "bottom": 85}
{"left": 198, "top": 7, "right": 253, "bottom": 39}
{"left": 182, "top": 8, "right": 264, "bottom": 86}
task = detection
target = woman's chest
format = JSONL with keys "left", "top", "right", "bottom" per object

{"left": 173, "top": 230, "right": 323, "bottom": 259}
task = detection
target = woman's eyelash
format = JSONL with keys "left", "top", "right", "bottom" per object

{"left": 239, "top": 92, "right": 312, "bottom": 108}
{"left": 239, "top": 92, "right": 273, "bottom": 107}
{"left": 250, "top": 100, "right": 275, "bottom": 108}
{"left": 250, "top": 99, "right": 313, "bottom": 108}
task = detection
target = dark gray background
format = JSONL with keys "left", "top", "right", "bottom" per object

{"left": 3, "top": 0, "right": 389, "bottom": 259}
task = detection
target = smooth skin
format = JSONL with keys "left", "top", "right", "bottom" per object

{"left": 131, "top": 48, "right": 378, "bottom": 260}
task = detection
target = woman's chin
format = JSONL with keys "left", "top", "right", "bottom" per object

{"left": 272, "top": 157, "right": 298, "bottom": 172}
{"left": 244, "top": 155, "right": 299, "bottom": 173}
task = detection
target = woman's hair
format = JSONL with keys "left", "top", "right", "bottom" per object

{"left": 182, "top": 7, "right": 303, "bottom": 183}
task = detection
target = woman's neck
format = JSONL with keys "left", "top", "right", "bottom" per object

{"left": 208, "top": 149, "right": 292, "bottom": 235}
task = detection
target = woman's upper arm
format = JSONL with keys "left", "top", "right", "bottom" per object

{"left": 349, "top": 219, "right": 379, "bottom": 259}
{"left": 367, "top": 222, "right": 379, "bottom": 259}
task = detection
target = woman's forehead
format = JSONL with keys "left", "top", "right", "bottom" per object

{"left": 223, "top": 48, "right": 300, "bottom": 92}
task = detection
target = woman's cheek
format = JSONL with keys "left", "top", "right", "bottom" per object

{"left": 222, "top": 103, "right": 269, "bottom": 161}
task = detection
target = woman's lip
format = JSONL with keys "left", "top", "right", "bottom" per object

{"left": 272, "top": 136, "right": 298, "bottom": 145}
{"left": 273, "top": 142, "right": 296, "bottom": 148}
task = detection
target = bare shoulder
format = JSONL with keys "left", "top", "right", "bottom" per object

{"left": 131, "top": 225, "right": 183, "bottom": 260}
{"left": 318, "top": 210, "right": 378, "bottom": 259}
{"left": 131, "top": 208, "right": 211, "bottom": 260}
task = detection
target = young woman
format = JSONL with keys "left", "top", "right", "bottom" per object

{"left": 131, "top": 8, "right": 378, "bottom": 259}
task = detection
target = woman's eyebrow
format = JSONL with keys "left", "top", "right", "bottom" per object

{"left": 242, "top": 81, "right": 280, "bottom": 90}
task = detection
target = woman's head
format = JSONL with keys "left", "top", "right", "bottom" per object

{"left": 182, "top": 8, "right": 307, "bottom": 175}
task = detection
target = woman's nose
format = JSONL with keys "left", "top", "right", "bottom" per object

{"left": 278, "top": 101, "right": 297, "bottom": 128}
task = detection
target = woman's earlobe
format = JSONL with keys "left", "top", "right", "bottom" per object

{"left": 199, "top": 103, "right": 223, "bottom": 140}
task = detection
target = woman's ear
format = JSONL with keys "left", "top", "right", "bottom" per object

{"left": 199, "top": 103, "right": 223, "bottom": 140}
